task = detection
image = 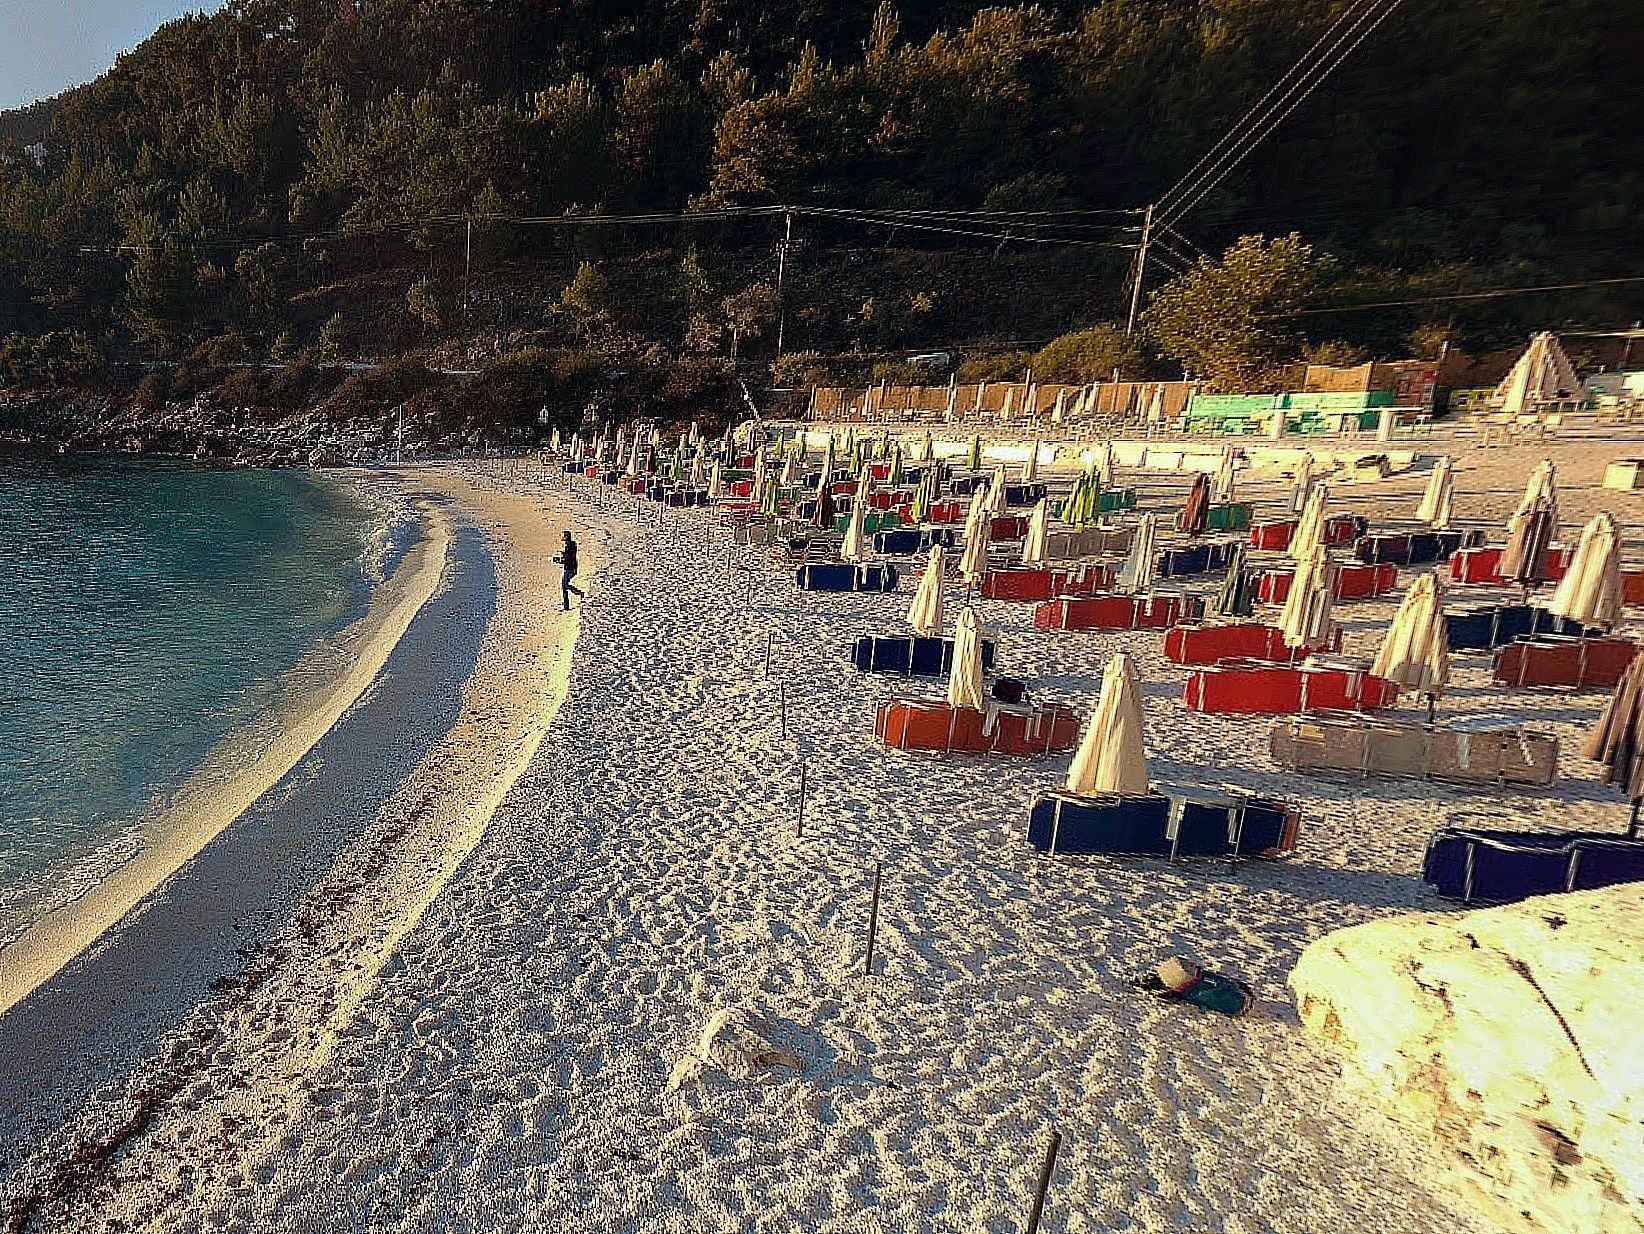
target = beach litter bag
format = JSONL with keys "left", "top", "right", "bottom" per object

{"left": 1132, "top": 958, "right": 1254, "bottom": 1018}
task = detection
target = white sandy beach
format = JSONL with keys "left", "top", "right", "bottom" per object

{"left": 0, "top": 438, "right": 1639, "bottom": 1233}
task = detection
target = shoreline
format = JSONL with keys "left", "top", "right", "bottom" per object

{"left": 0, "top": 463, "right": 600, "bottom": 1231}
{"left": 0, "top": 489, "right": 452, "bottom": 1018}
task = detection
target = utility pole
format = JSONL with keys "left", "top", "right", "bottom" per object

{"left": 462, "top": 216, "right": 473, "bottom": 320}
{"left": 774, "top": 210, "right": 794, "bottom": 357}
{"left": 1125, "top": 203, "right": 1154, "bottom": 336}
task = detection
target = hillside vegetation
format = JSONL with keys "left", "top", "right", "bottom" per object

{"left": 0, "top": 0, "right": 1639, "bottom": 434}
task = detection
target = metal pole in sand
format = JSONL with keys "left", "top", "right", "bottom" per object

{"left": 779, "top": 682, "right": 787, "bottom": 738}
{"left": 764, "top": 629, "right": 776, "bottom": 676}
{"left": 863, "top": 862, "right": 883, "bottom": 975}
{"left": 796, "top": 762, "right": 807, "bottom": 836}
{"left": 1024, "top": 1129, "right": 1062, "bottom": 1234}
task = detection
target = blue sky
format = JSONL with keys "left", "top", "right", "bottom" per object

{"left": 0, "top": 2, "right": 220, "bottom": 111}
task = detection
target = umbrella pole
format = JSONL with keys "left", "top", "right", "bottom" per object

{"left": 1630, "top": 797, "right": 1641, "bottom": 841}
{"left": 1426, "top": 693, "right": 1437, "bottom": 725}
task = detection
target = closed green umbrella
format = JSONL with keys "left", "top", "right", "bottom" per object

{"left": 850, "top": 439, "right": 864, "bottom": 475}
{"left": 889, "top": 445, "right": 904, "bottom": 488}
{"left": 910, "top": 471, "right": 931, "bottom": 525}
{"left": 878, "top": 430, "right": 892, "bottom": 460}
{"left": 968, "top": 433, "right": 983, "bottom": 472}
{"left": 669, "top": 451, "right": 684, "bottom": 483}
{"left": 1213, "top": 544, "right": 1255, "bottom": 618}
{"left": 761, "top": 475, "right": 781, "bottom": 519}
{"left": 1057, "top": 475, "right": 1079, "bottom": 523}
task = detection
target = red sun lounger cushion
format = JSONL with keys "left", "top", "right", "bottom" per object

{"left": 874, "top": 699, "right": 1080, "bottom": 756}
{"left": 1162, "top": 622, "right": 1342, "bottom": 665}
{"left": 1033, "top": 594, "right": 1202, "bottom": 632}
{"left": 1256, "top": 561, "right": 1398, "bottom": 605}
{"left": 1449, "top": 545, "right": 1575, "bottom": 585}
{"left": 1491, "top": 636, "right": 1638, "bottom": 688}
{"left": 980, "top": 564, "right": 1117, "bottom": 603}
{"left": 1183, "top": 659, "right": 1398, "bottom": 714}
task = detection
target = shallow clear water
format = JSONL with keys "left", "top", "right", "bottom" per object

{"left": 0, "top": 458, "right": 400, "bottom": 943}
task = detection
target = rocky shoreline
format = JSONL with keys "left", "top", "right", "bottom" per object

{"left": 0, "top": 390, "right": 444, "bottom": 468}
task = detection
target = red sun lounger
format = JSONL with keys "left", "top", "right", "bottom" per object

{"left": 1183, "top": 657, "right": 1398, "bottom": 714}
{"left": 874, "top": 699, "right": 1081, "bottom": 757}
{"left": 1162, "top": 622, "right": 1342, "bottom": 665}
{"left": 1256, "top": 561, "right": 1398, "bottom": 605}
{"left": 980, "top": 564, "right": 1117, "bottom": 603}
{"left": 1491, "top": 636, "right": 1638, "bottom": 689}
{"left": 1449, "top": 545, "right": 1575, "bottom": 585}
{"left": 1034, "top": 594, "right": 1203, "bottom": 632}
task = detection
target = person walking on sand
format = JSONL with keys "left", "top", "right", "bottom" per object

{"left": 554, "top": 530, "right": 584, "bottom": 611}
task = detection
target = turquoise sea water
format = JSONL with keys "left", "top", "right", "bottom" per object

{"left": 0, "top": 458, "right": 404, "bottom": 944}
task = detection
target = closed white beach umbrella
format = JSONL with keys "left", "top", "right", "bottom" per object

{"left": 1147, "top": 386, "right": 1165, "bottom": 424}
{"left": 1289, "top": 452, "right": 1315, "bottom": 515}
{"left": 963, "top": 483, "right": 990, "bottom": 539}
{"left": 814, "top": 450, "right": 833, "bottom": 496}
{"left": 987, "top": 464, "right": 1010, "bottom": 517}
{"left": 1547, "top": 512, "right": 1623, "bottom": 627}
{"left": 1214, "top": 445, "right": 1237, "bottom": 503}
{"left": 1050, "top": 391, "right": 1067, "bottom": 425}
{"left": 841, "top": 495, "right": 868, "bottom": 563}
{"left": 1290, "top": 483, "right": 1329, "bottom": 560}
{"left": 1372, "top": 571, "right": 1449, "bottom": 696}
{"left": 707, "top": 460, "right": 725, "bottom": 500}
{"left": 960, "top": 506, "right": 992, "bottom": 584}
{"left": 1022, "top": 497, "right": 1050, "bottom": 565}
{"left": 1279, "top": 544, "right": 1337, "bottom": 649}
{"left": 909, "top": 545, "right": 946, "bottom": 636}
{"left": 689, "top": 451, "right": 707, "bottom": 488}
{"left": 1022, "top": 438, "right": 1040, "bottom": 482}
{"left": 1497, "top": 332, "right": 1581, "bottom": 414}
{"left": 1507, "top": 459, "right": 1559, "bottom": 542}
{"left": 947, "top": 606, "right": 988, "bottom": 711}
{"left": 1096, "top": 441, "right": 1115, "bottom": 487}
{"left": 1116, "top": 512, "right": 1157, "bottom": 594}
{"left": 1066, "top": 652, "right": 1149, "bottom": 797}
{"left": 780, "top": 450, "right": 799, "bottom": 487}
{"left": 1416, "top": 455, "right": 1454, "bottom": 528}
{"left": 752, "top": 447, "right": 769, "bottom": 498}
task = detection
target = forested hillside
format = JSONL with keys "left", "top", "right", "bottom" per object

{"left": 1, "top": 0, "right": 1639, "bottom": 437}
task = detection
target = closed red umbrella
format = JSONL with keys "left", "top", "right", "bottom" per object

{"left": 1180, "top": 472, "right": 1210, "bottom": 538}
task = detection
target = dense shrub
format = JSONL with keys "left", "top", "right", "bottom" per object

{"left": 1032, "top": 325, "right": 1152, "bottom": 384}
{"left": 319, "top": 354, "right": 445, "bottom": 421}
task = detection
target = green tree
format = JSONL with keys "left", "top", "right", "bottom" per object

{"left": 1144, "top": 234, "right": 1336, "bottom": 390}
{"left": 721, "top": 282, "right": 779, "bottom": 362}
{"left": 234, "top": 243, "right": 282, "bottom": 331}
{"left": 317, "top": 311, "right": 347, "bottom": 360}
{"left": 560, "top": 262, "right": 612, "bottom": 339}
{"left": 407, "top": 276, "right": 449, "bottom": 330}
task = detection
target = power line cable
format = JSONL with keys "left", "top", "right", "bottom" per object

{"left": 1155, "top": 0, "right": 1386, "bottom": 214}
{"left": 1159, "top": 0, "right": 1405, "bottom": 226}
{"left": 1260, "top": 275, "right": 1644, "bottom": 318}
